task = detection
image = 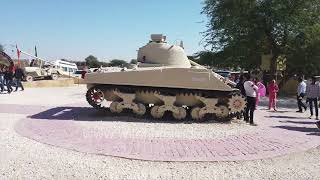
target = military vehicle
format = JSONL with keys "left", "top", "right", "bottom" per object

{"left": 85, "top": 34, "right": 246, "bottom": 121}
{"left": 24, "top": 65, "right": 60, "bottom": 82}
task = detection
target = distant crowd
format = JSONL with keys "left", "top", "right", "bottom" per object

{"left": 0, "top": 65, "right": 25, "bottom": 94}
{"left": 236, "top": 73, "right": 320, "bottom": 129}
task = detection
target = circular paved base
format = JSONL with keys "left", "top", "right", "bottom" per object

{"left": 10, "top": 104, "right": 320, "bottom": 162}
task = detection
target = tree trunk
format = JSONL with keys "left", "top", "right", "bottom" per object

{"left": 269, "top": 54, "right": 278, "bottom": 77}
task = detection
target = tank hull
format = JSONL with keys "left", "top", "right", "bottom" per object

{"left": 85, "top": 67, "right": 233, "bottom": 91}
{"left": 85, "top": 67, "right": 246, "bottom": 122}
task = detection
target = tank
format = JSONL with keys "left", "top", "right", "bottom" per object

{"left": 85, "top": 34, "right": 246, "bottom": 121}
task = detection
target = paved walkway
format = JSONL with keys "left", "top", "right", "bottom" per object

{"left": 1, "top": 104, "right": 319, "bottom": 162}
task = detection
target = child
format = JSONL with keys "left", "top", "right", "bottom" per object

{"left": 268, "top": 79, "right": 279, "bottom": 111}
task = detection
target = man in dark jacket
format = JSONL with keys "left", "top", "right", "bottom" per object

{"left": 14, "top": 67, "right": 25, "bottom": 91}
{"left": 4, "top": 67, "right": 13, "bottom": 94}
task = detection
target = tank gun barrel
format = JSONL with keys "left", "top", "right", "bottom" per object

{"left": 18, "top": 50, "right": 46, "bottom": 62}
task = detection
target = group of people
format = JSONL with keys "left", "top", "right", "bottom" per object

{"left": 236, "top": 74, "right": 278, "bottom": 125}
{"left": 297, "top": 77, "right": 320, "bottom": 120}
{"left": 0, "top": 65, "right": 25, "bottom": 94}
{"left": 236, "top": 73, "right": 320, "bottom": 128}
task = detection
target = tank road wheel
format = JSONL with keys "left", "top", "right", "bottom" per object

{"left": 133, "top": 103, "right": 147, "bottom": 116}
{"left": 150, "top": 106, "right": 163, "bottom": 119}
{"left": 228, "top": 94, "right": 246, "bottom": 114}
{"left": 172, "top": 107, "right": 187, "bottom": 120}
{"left": 216, "top": 105, "right": 230, "bottom": 121}
{"left": 191, "top": 107, "right": 203, "bottom": 122}
{"left": 86, "top": 86, "right": 105, "bottom": 109}
{"left": 110, "top": 102, "right": 122, "bottom": 113}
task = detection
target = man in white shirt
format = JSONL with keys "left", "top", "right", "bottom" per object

{"left": 297, "top": 77, "right": 307, "bottom": 113}
{"left": 243, "top": 74, "right": 259, "bottom": 125}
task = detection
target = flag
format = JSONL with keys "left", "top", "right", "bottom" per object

{"left": 35, "top": 46, "right": 38, "bottom": 57}
{"left": 16, "top": 44, "right": 21, "bottom": 65}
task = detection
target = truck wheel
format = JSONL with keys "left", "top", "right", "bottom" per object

{"left": 26, "top": 75, "right": 34, "bottom": 82}
{"left": 51, "top": 74, "right": 58, "bottom": 80}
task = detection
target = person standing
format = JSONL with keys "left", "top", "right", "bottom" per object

{"left": 0, "top": 66, "right": 4, "bottom": 92}
{"left": 267, "top": 79, "right": 279, "bottom": 111}
{"left": 236, "top": 75, "right": 245, "bottom": 120}
{"left": 254, "top": 78, "right": 266, "bottom": 109}
{"left": 306, "top": 76, "right": 320, "bottom": 120}
{"left": 243, "top": 74, "right": 258, "bottom": 125}
{"left": 14, "top": 67, "right": 25, "bottom": 91}
{"left": 297, "top": 77, "right": 307, "bottom": 113}
{"left": 4, "top": 67, "right": 13, "bottom": 94}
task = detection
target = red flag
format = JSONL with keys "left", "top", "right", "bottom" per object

{"left": 16, "top": 45, "right": 21, "bottom": 65}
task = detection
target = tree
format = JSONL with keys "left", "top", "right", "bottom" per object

{"left": 0, "top": 44, "right": 3, "bottom": 52}
{"left": 130, "top": 59, "right": 137, "bottom": 64}
{"left": 202, "top": 0, "right": 320, "bottom": 74}
{"left": 109, "top": 59, "right": 128, "bottom": 67}
{"left": 85, "top": 55, "right": 100, "bottom": 68}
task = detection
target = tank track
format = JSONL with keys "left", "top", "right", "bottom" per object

{"left": 86, "top": 84, "right": 246, "bottom": 122}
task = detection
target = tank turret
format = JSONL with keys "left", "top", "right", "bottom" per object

{"left": 137, "top": 34, "right": 191, "bottom": 68}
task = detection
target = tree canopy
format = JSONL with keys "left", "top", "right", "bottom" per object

{"left": 202, "top": 0, "right": 320, "bottom": 75}
{"left": 85, "top": 55, "right": 100, "bottom": 68}
{"left": 0, "top": 44, "right": 3, "bottom": 52}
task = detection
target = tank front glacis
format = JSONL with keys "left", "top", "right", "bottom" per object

{"left": 85, "top": 34, "right": 246, "bottom": 122}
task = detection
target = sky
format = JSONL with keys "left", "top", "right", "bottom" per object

{"left": 1, "top": 0, "right": 207, "bottom": 62}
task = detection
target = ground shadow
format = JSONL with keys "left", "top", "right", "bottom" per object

{"left": 272, "top": 125, "right": 320, "bottom": 136}
{"left": 279, "top": 120, "right": 316, "bottom": 125}
{"left": 265, "top": 115, "right": 307, "bottom": 119}
{"left": 28, "top": 106, "right": 233, "bottom": 124}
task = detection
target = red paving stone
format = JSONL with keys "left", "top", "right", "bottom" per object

{"left": 1, "top": 104, "right": 319, "bottom": 162}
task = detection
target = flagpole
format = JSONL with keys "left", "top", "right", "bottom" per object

{"left": 16, "top": 44, "right": 21, "bottom": 66}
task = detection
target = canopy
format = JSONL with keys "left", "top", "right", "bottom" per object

{"left": 0, "top": 51, "right": 14, "bottom": 67}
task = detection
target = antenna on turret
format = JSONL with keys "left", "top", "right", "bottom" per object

{"left": 180, "top": 41, "right": 184, "bottom": 49}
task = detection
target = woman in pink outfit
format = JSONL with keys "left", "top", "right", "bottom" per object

{"left": 268, "top": 79, "right": 279, "bottom": 111}
{"left": 254, "top": 78, "right": 266, "bottom": 109}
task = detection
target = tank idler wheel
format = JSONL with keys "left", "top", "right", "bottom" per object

{"left": 172, "top": 107, "right": 187, "bottom": 120}
{"left": 150, "top": 106, "right": 163, "bottom": 119}
{"left": 216, "top": 105, "right": 230, "bottom": 118}
{"left": 110, "top": 102, "right": 122, "bottom": 113}
{"left": 133, "top": 103, "right": 146, "bottom": 116}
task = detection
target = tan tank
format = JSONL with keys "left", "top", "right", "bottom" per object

{"left": 85, "top": 34, "right": 246, "bottom": 121}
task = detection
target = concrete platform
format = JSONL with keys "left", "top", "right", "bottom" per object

{"left": 10, "top": 104, "right": 319, "bottom": 162}
{"left": 1, "top": 86, "right": 319, "bottom": 179}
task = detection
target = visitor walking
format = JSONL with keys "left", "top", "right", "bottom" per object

{"left": 243, "top": 74, "right": 258, "bottom": 125}
{"left": 268, "top": 79, "right": 279, "bottom": 111}
{"left": 306, "top": 76, "right": 320, "bottom": 120}
{"left": 4, "top": 67, "right": 13, "bottom": 94}
{"left": 14, "top": 67, "right": 25, "bottom": 91}
{"left": 297, "top": 77, "right": 307, "bottom": 113}
{"left": 0, "top": 66, "right": 4, "bottom": 92}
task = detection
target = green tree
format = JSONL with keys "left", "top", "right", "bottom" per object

{"left": 202, "top": 0, "right": 320, "bottom": 74}
{"left": 0, "top": 44, "right": 3, "bottom": 51}
{"left": 109, "top": 59, "right": 128, "bottom": 67}
{"left": 130, "top": 59, "right": 137, "bottom": 64}
{"left": 85, "top": 55, "right": 100, "bottom": 68}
